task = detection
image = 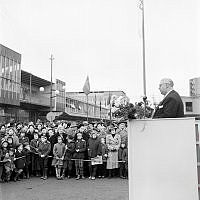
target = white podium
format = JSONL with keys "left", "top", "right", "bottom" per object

{"left": 128, "top": 118, "right": 198, "bottom": 200}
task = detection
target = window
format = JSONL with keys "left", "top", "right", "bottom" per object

{"left": 185, "top": 102, "right": 193, "bottom": 112}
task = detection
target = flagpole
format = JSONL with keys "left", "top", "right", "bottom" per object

{"left": 140, "top": 0, "right": 147, "bottom": 118}
{"left": 100, "top": 96, "right": 101, "bottom": 120}
{"left": 86, "top": 94, "right": 89, "bottom": 122}
{"left": 83, "top": 75, "right": 90, "bottom": 121}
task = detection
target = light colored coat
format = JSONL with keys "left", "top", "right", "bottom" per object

{"left": 106, "top": 133, "right": 121, "bottom": 169}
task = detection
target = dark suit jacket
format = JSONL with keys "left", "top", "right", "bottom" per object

{"left": 153, "top": 90, "right": 184, "bottom": 118}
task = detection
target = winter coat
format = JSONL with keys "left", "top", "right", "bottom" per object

{"left": 87, "top": 137, "right": 102, "bottom": 158}
{"left": 3, "top": 156, "right": 15, "bottom": 171}
{"left": 64, "top": 141, "right": 75, "bottom": 160}
{"left": 48, "top": 135, "right": 58, "bottom": 156}
{"left": 52, "top": 143, "right": 65, "bottom": 166}
{"left": 106, "top": 133, "right": 121, "bottom": 169}
{"left": 73, "top": 139, "right": 86, "bottom": 159}
{"left": 38, "top": 141, "right": 51, "bottom": 157}
{"left": 15, "top": 150, "right": 25, "bottom": 169}
{"left": 30, "top": 139, "right": 40, "bottom": 154}
{"left": 117, "top": 129, "right": 128, "bottom": 146}
{"left": 122, "top": 148, "right": 128, "bottom": 162}
{"left": 53, "top": 143, "right": 65, "bottom": 158}
{"left": 118, "top": 147, "right": 125, "bottom": 161}
{"left": 101, "top": 143, "right": 108, "bottom": 160}
{"left": 30, "top": 139, "right": 40, "bottom": 171}
{"left": 23, "top": 148, "right": 31, "bottom": 166}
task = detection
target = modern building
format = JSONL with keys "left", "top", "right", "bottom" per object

{"left": 0, "top": 44, "right": 21, "bottom": 122}
{"left": 181, "top": 96, "right": 200, "bottom": 117}
{"left": 181, "top": 77, "right": 200, "bottom": 118}
{"left": 189, "top": 77, "right": 200, "bottom": 97}
{"left": 66, "top": 90, "right": 129, "bottom": 108}
{"left": 0, "top": 44, "right": 109, "bottom": 123}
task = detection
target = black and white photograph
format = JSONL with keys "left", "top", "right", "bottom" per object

{"left": 0, "top": 0, "right": 199, "bottom": 200}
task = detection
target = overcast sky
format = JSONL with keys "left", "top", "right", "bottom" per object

{"left": 0, "top": 0, "right": 199, "bottom": 103}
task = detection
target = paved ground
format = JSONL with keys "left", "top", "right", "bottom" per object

{"left": 0, "top": 177, "right": 129, "bottom": 200}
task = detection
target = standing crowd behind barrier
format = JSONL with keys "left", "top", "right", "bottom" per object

{"left": 0, "top": 120, "right": 128, "bottom": 183}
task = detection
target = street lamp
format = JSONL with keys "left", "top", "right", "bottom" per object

{"left": 39, "top": 86, "right": 60, "bottom": 111}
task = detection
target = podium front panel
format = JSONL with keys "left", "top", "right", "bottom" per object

{"left": 128, "top": 118, "right": 198, "bottom": 200}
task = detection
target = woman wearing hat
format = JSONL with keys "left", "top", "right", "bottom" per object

{"left": 106, "top": 125, "right": 121, "bottom": 178}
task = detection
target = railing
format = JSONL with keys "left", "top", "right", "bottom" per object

{"left": 19, "top": 92, "right": 55, "bottom": 107}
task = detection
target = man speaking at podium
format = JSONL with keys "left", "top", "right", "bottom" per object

{"left": 152, "top": 78, "right": 184, "bottom": 118}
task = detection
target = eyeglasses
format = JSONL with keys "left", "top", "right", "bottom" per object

{"left": 159, "top": 83, "right": 168, "bottom": 88}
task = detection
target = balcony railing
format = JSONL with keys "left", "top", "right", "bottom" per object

{"left": 20, "top": 92, "right": 55, "bottom": 107}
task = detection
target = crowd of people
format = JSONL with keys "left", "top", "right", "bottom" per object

{"left": 0, "top": 119, "right": 128, "bottom": 183}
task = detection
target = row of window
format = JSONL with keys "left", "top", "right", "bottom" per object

{"left": 0, "top": 55, "right": 21, "bottom": 83}
{"left": 0, "top": 55, "right": 21, "bottom": 98}
{"left": 66, "top": 97, "right": 108, "bottom": 117}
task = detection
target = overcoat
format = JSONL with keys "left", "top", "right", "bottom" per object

{"left": 106, "top": 133, "right": 121, "bottom": 169}
{"left": 52, "top": 143, "right": 65, "bottom": 166}
{"left": 73, "top": 139, "right": 86, "bottom": 159}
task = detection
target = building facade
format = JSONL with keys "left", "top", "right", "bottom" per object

{"left": 181, "top": 96, "right": 200, "bottom": 117}
{"left": 66, "top": 90, "right": 129, "bottom": 108}
{"left": 189, "top": 77, "right": 200, "bottom": 97}
{"left": 0, "top": 44, "right": 21, "bottom": 122}
{"left": 181, "top": 77, "right": 200, "bottom": 118}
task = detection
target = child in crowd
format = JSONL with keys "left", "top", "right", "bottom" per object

{"left": 122, "top": 144, "right": 128, "bottom": 179}
{"left": 7, "top": 137, "right": 14, "bottom": 149}
{"left": 74, "top": 132, "right": 86, "bottom": 180}
{"left": 118, "top": 143, "right": 126, "bottom": 179}
{"left": 52, "top": 136, "right": 65, "bottom": 179}
{"left": 3, "top": 149, "right": 15, "bottom": 182}
{"left": 0, "top": 147, "right": 4, "bottom": 182}
{"left": 62, "top": 135, "right": 75, "bottom": 179}
{"left": 38, "top": 135, "right": 51, "bottom": 180}
{"left": 87, "top": 129, "right": 102, "bottom": 180}
{"left": 98, "top": 137, "right": 108, "bottom": 178}
{"left": 30, "top": 133, "right": 40, "bottom": 176}
{"left": 14, "top": 143, "right": 25, "bottom": 181}
{"left": 23, "top": 142, "right": 31, "bottom": 179}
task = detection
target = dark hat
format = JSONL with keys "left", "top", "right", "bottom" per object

{"left": 1, "top": 139, "right": 8, "bottom": 145}
{"left": 7, "top": 136, "right": 13, "bottom": 142}
{"left": 109, "top": 124, "right": 118, "bottom": 131}
{"left": 70, "top": 122, "right": 78, "bottom": 128}
{"left": 117, "top": 120, "right": 127, "bottom": 125}
{"left": 68, "top": 135, "right": 74, "bottom": 140}
{"left": 77, "top": 123, "right": 84, "bottom": 129}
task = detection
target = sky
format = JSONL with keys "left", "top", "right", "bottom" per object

{"left": 0, "top": 0, "right": 199, "bottom": 104}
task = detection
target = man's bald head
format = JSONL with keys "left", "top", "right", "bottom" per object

{"left": 159, "top": 78, "right": 174, "bottom": 95}
{"left": 160, "top": 78, "right": 174, "bottom": 87}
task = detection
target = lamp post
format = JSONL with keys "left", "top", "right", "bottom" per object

{"left": 50, "top": 55, "right": 54, "bottom": 112}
